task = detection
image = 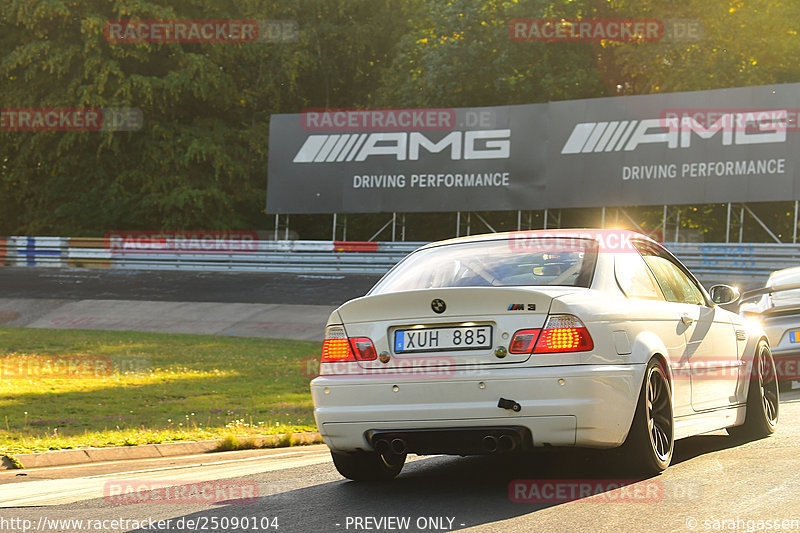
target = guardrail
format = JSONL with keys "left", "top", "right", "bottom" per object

{"left": 0, "top": 237, "right": 424, "bottom": 274}
{"left": 1, "top": 237, "right": 798, "bottom": 286}
{"left": 669, "top": 243, "right": 800, "bottom": 286}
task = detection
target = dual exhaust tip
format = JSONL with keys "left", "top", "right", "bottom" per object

{"left": 483, "top": 434, "right": 517, "bottom": 453}
{"left": 373, "top": 433, "right": 519, "bottom": 455}
{"left": 374, "top": 438, "right": 407, "bottom": 456}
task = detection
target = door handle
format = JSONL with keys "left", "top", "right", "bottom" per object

{"left": 680, "top": 314, "right": 694, "bottom": 326}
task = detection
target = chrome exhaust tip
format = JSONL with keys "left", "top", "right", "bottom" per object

{"left": 390, "top": 438, "right": 407, "bottom": 455}
{"left": 374, "top": 439, "right": 390, "bottom": 454}
{"left": 498, "top": 434, "right": 517, "bottom": 452}
{"left": 483, "top": 435, "right": 498, "bottom": 453}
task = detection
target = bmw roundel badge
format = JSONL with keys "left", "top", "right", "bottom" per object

{"left": 431, "top": 299, "right": 446, "bottom": 314}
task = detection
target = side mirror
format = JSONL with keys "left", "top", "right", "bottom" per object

{"left": 709, "top": 284, "right": 740, "bottom": 305}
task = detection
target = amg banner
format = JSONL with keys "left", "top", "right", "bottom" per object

{"left": 266, "top": 83, "right": 800, "bottom": 214}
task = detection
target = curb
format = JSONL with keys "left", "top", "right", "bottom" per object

{"left": 1, "top": 431, "right": 323, "bottom": 470}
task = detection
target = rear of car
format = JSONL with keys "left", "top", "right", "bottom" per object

{"left": 740, "top": 267, "right": 800, "bottom": 387}
{"left": 310, "top": 233, "right": 644, "bottom": 465}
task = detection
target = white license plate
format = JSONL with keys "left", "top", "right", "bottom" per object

{"left": 394, "top": 325, "right": 492, "bottom": 353}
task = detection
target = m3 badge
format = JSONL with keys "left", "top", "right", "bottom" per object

{"left": 507, "top": 303, "right": 536, "bottom": 311}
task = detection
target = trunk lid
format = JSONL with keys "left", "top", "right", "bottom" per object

{"left": 335, "top": 286, "right": 578, "bottom": 369}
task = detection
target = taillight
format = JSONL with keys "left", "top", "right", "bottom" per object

{"left": 321, "top": 325, "right": 355, "bottom": 362}
{"left": 349, "top": 337, "right": 377, "bottom": 361}
{"left": 509, "top": 329, "right": 541, "bottom": 354}
{"left": 533, "top": 315, "right": 594, "bottom": 353}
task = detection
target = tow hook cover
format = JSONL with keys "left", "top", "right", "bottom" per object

{"left": 498, "top": 397, "right": 522, "bottom": 412}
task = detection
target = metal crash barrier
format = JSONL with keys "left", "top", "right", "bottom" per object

{"left": 1, "top": 237, "right": 798, "bottom": 286}
{"left": 0, "top": 237, "right": 422, "bottom": 274}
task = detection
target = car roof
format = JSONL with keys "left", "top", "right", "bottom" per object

{"left": 418, "top": 228, "right": 658, "bottom": 250}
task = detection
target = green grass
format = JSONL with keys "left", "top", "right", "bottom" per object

{"left": 0, "top": 327, "right": 321, "bottom": 454}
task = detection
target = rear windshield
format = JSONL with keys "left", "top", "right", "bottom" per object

{"left": 370, "top": 237, "right": 598, "bottom": 295}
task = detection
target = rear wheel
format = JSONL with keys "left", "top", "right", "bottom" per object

{"left": 727, "top": 341, "right": 779, "bottom": 438}
{"left": 330, "top": 450, "right": 406, "bottom": 481}
{"left": 620, "top": 358, "right": 674, "bottom": 475}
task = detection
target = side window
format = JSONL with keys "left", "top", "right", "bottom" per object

{"left": 615, "top": 252, "right": 664, "bottom": 300}
{"left": 636, "top": 244, "right": 705, "bottom": 305}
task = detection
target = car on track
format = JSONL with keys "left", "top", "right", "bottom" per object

{"left": 739, "top": 266, "right": 800, "bottom": 391}
{"left": 310, "top": 229, "right": 779, "bottom": 480}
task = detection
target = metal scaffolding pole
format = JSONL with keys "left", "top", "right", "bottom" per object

{"left": 726, "top": 203, "right": 731, "bottom": 243}
{"left": 368, "top": 216, "right": 395, "bottom": 242}
{"left": 742, "top": 204, "right": 782, "bottom": 243}
{"left": 274, "top": 214, "right": 289, "bottom": 240}
{"left": 619, "top": 207, "right": 658, "bottom": 238}
{"left": 739, "top": 206, "right": 745, "bottom": 243}
{"left": 474, "top": 212, "right": 497, "bottom": 233}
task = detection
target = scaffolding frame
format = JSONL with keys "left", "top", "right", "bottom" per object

{"left": 312, "top": 201, "right": 800, "bottom": 243}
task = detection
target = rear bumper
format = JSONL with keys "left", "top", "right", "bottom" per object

{"left": 770, "top": 346, "right": 800, "bottom": 381}
{"left": 311, "top": 363, "right": 644, "bottom": 454}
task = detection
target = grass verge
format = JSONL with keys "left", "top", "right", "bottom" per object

{"left": 0, "top": 327, "right": 321, "bottom": 454}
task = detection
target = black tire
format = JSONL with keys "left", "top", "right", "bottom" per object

{"left": 330, "top": 450, "right": 406, "bottom": 481}
{"left": 619, "top": 358, "right": 674, "bottom": 475}
{"left": 727, "top": 341, "right": 779, "bottom": 439}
